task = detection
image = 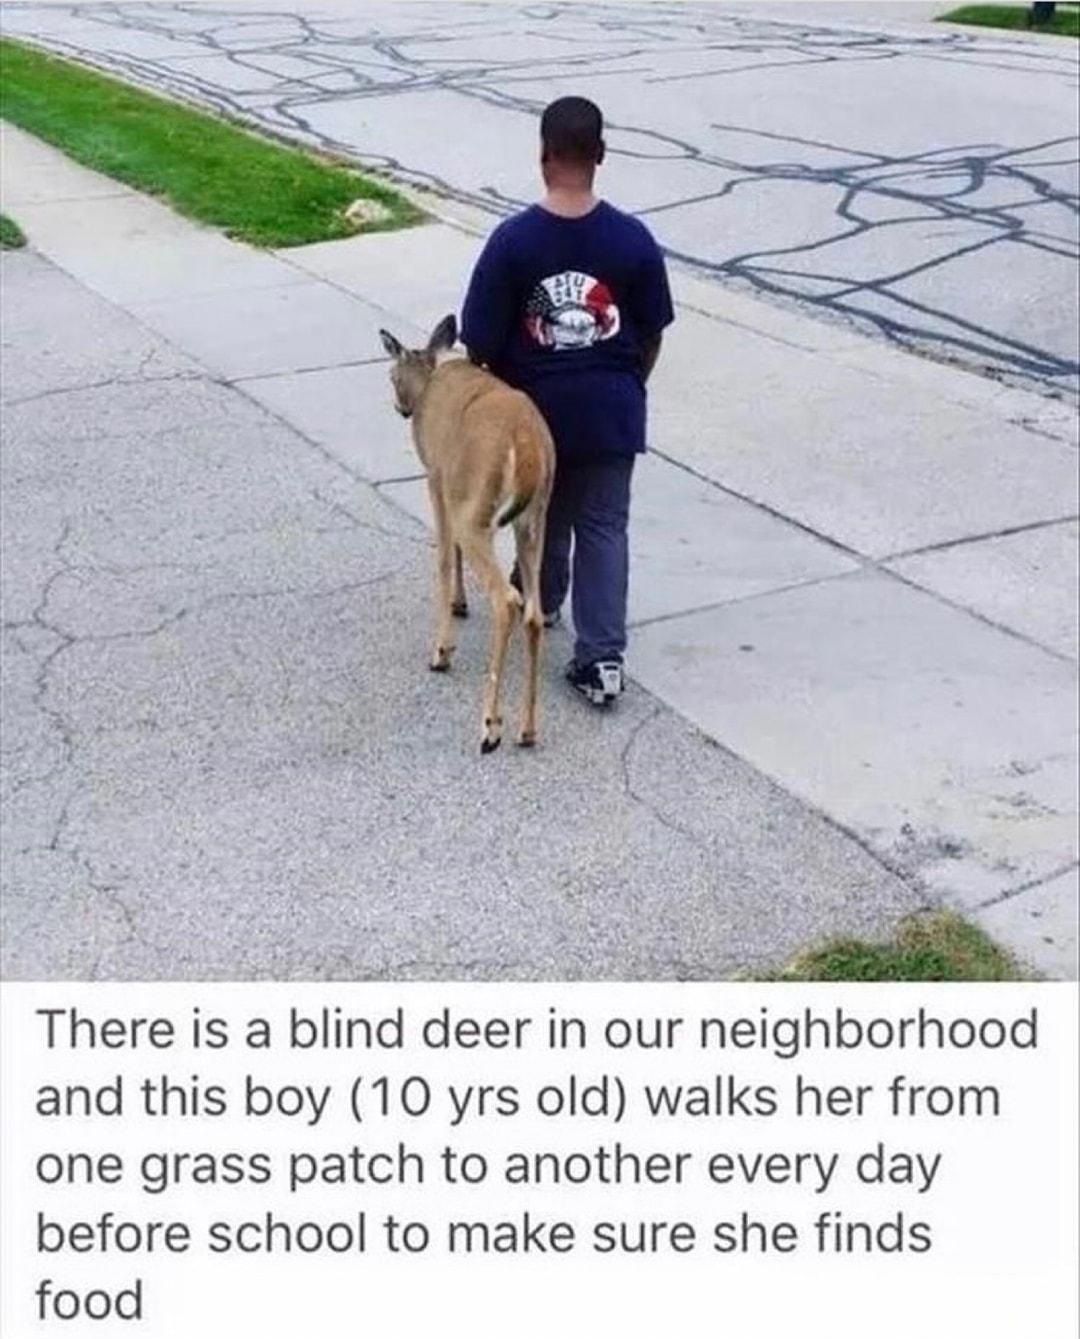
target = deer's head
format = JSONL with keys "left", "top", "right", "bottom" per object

{"left": 378, "top": 314, "right": 458, "bottom": 419}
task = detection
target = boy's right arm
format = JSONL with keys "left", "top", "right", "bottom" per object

{"left": 460, "top": 228, "right": 516, "bottom": 371}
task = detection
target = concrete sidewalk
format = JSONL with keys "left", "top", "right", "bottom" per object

{"left": 1, "top": 122, "right": 1076, "bottom": 976}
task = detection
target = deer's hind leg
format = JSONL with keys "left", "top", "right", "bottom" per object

{"left": 459, "top": 528, "right": 521, "bottom": 754}
{"left": 427, "top": 480, "right": 457, "bottom": 672}
{"left": 512, "top": 506, "right": 546, "bottom": 748}
{"left": 451, "top": 545, "right": 468, "bottom": 619}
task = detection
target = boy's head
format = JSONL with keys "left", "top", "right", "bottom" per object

{"left": 540, "top": 96, "right": 605, "bottom": 184}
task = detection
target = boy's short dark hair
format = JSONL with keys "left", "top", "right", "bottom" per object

{"left": 540, "top": 97, "right": 604, "bottom": 164}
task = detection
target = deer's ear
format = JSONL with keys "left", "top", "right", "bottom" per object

{"left": 379, "top": 328, "right": 405, "bottom": 359}
{"left": 427, "top": 314, "right": 458, "bottom": 355}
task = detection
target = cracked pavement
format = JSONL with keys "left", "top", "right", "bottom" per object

{"left": 1, "top": 47, "right": 1077, "bottom": 978}
{"left": 2, "top": 245, "right": 932, "bottom": 981}
{"left": 1, "top": 0, "right": 1077, "bottom": 395}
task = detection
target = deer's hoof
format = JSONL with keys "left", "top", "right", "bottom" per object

{"left": 517, "top": 730, "right": 536, "bottom": 749}
{"left": 480, "top": 734, "right": 501, "bottom": 755}
{"left": 451, "top": 599, "right": 469, "bottom": 619}
{"left": 481, "top": 716, "right": 502, "bottom": 754}
{"left": 429, "top": 647, "right": 452, "bottom": 672}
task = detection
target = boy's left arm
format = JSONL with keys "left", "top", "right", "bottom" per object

{"left": 461, "top": 229, "right": 517, "bottom": 372}
{"left": 641, "top": 334, "right": 664, "bottom": 383}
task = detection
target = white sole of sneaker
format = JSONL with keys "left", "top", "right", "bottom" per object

{"left": 575, "top": 686, "right": 613, "bottom": 707}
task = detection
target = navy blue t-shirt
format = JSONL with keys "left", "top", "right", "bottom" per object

{"left": 460, "top": 201, "right": 674, "bottom": 459}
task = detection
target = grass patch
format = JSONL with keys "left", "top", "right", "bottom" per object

{"left": 763, "top": 910, "right": 1028, "bottom": 982}
{"left": 0, "top": 213, "right": 27, "bottom": 248}
{"left": 0, "top": 38, "right": 422, "bottom": 246}
{"left": 938, "top": 5, "right": 1080, "bottom": 36}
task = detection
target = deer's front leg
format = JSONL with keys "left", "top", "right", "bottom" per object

{"left": 427, "top": 482, "right": 456, "bottom": 672}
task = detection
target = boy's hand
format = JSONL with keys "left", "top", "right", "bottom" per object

{"left": 642, "top": 333, "right": 663, "bottom": 383}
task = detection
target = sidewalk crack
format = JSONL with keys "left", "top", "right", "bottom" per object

{"left": 882, "top": 514, "right": 1079, "bottom": 563}
{"left": 973, "top": 860, "right": 1079, "bottom": 911}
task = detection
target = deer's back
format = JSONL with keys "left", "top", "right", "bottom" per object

{"left": 416, "top": 359, "right": 553, "bottom": 486}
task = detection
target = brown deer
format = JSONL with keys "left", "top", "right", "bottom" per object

{"left": 379, "top": 315, "right": 555, "bottom": 753}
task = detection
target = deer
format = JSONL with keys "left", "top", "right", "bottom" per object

{"left": 378, "top": 314, "right": 555, "bottom": 754}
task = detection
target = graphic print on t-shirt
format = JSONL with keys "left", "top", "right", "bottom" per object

{"left": 523, "top": 271, "right": 621, "bottom": 350}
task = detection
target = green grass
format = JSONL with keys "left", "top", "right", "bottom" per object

{"left": 938, "top": 5, "right": 1080, "bottom": 36}
{"left": 0, "top": 38, "right": 422, "bottom": 246}
{"left": 0, "top": 213, "right": 27, "bottom": 248}
{"left": 762, "top": 910, "right": 1028, "bottom": 982}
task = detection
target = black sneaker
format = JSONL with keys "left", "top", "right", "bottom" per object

{"left": 508, "top": 563, "right": 561, "bottom": 629}
{"left": 566, "top": 658, "right": 624, "bottom": 706}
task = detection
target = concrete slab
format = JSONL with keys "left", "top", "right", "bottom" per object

{"left": 130, "top": 280, "right": 388, "bottom": 381}
{"left": 671, "top": 267, "right": 1080, "bottom": 447}
{"left": 629, "top": 453, "right": 859, "bottom": 624}
{"left": 0, "top": 121, "right": 131, "bottom": 206}
{"left": 630, "top": 569, "right": 1079, "bottom": 907}
{"left": 381, "top": 453, "right": 860, "bottom": 626}
{"left": 238, "top": 360, "right": 425, "bottom": 482}
{"left": 1, "top": 372, "right": 423, "bottom": 629}
{"left": 974, "top": 868, "right": 1080, "bottom": 980}
{"left": 6, "top": 194, "right": 306, "bottom": 306}
{"left": 0, "top": 250, "right": 199, "bottom": 401}
{"left": 888, "top": 521, "right": 1080, "bottom": 661}
{"left": 649, "top": 306, "right": 1080, "bottom": 558}
{"left": 279, "top": 224, "right": 481, "bottom": 337}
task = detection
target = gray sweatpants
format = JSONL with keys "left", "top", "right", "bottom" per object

{"left": 540, "top": 454, "right": 636, "bottom": 666}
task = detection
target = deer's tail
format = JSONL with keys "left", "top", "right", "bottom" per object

{"left": 495, "top": 420, "right": 549, "bottom": 528}
{"left": 495, "top": 491, "right": 531, "bottom": 529}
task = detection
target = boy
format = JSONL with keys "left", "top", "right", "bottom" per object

{"left": 460, "top": 96, "right": 674, "bottom": 706}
